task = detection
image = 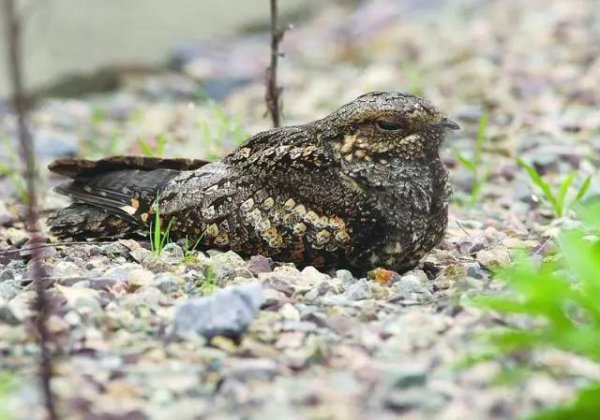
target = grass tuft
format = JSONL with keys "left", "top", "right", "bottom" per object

{"left": 517, "top": 158, "right": 591, "bottom": 218}
{"left": 468, "top": 201, "right": 600, "bottom": 418}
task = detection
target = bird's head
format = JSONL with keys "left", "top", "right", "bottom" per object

{"left": 321, "top": 91, "right": 459, "bottom": 162}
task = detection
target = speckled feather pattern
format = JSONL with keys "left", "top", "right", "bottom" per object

{"left": 48, "top": 92, "right": 457, "bottom": 274}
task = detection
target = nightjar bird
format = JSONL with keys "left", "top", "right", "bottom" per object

{"left": 48, "top": 92, "right": 459, "bottom": 274}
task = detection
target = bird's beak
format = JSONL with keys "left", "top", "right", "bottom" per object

{"left": 437, "top": 117, "right": 460, "bottom": 131}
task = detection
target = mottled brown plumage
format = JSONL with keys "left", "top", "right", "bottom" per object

{"left": 48, "top": 92, "right": 459, "bottom": 274}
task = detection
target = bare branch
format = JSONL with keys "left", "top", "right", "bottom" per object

{"left": 265, "top": 0, "right": 287, "bottom": 128}
{"left": 2, "top": 1, "right": 58, "bottom": 418}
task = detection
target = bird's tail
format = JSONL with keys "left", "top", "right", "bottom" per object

{"left": 47, "top": 156, "right": 209, "bottom": 240}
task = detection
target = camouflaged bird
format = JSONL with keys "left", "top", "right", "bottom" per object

{"left": 48, "top": 92, "right": 459, "bottom": 274}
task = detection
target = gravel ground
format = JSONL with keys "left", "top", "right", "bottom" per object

{"left": 1, "top": 0, "right": 600, "bottom": 418}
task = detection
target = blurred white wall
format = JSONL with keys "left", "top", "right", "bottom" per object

{"left": 0, "top": 0, "right": 310, "bottom": 98}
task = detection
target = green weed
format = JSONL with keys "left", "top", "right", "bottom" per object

{"left": 200, "top": 265, "right": 218, "bottom": 295}
{"left": 470, "top": 201, "right": 600, "bottom": 419}
{"left": 453, "top": 113, "right": 491, "bottom": 205}
{"left": 517, "top": 158, "right": 591, "bottom": 218}
{"left": 138, "top": 134, "right": 167, "bottom": 158}
{"left": 149, "top": 200, "right": 175, "bottom": 257}
{"left": 182, "top": 233, "right": 205, "bottom": 264}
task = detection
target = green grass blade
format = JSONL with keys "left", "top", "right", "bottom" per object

{"left": 455, "top": 153, "right": 477, "bottom": 172}
{"left": 575, "top": 176, "right": 592, "bottom": 203}
{"left": 475, "top": 112, "right": 489, "bottom": 166}
{"left": 517, "top": 158, "right": 557, "bottom": 208}
{"left": 159, "top": 217, "right": 175, "bottom": 250}
{"left": 556, "top": 172, "right": 576, "bottom": 217}
{"left": 156, "top": 134, "right": 167, "bottom": 157}
{"left": 138, "top": 138, "right": 154, "bottom": 157}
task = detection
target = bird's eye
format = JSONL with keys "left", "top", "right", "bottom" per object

{"left": 376, "top": 120, "right": 404, "bottom": 131}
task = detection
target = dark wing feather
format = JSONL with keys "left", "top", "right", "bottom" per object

{"left": 49, "top": 156, "right": 210, "bottom": 178}
{"left": 48, "top": 156, "right": 209, "bottom": 227}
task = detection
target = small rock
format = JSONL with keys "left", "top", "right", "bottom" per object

{"left": 0, "top": 268, "right": 15, "bottom": 281}
{"left": 130, "top": 248, "right": 152, "bottom": 264}
{"left": 103, "top": 242, "right": 130, "bottom": 259}
{"left": 5, "top": 228, "right": 28, "bottom": 247}
{"left": 174, "top": 282, "right": 263, "bottom": 339}
{"left": 434, "top": 264, "right": 468, "bottom": 290}
{"left": 260, "top": 271, "right": 298, "bottom": 296}
{"left": 246, "top": 255, "right": 272, "bottom": 275}
{"left": 304, "top": 280, "right": 335, "bottom": 302}
{"left": 161, "top": 243, "right": 184, "bottom": 264}
{"left": 476, "top": 246, "right": 511, "bottom": 268}
{"left": 5, "top": 259, "right": 25, "bottom": 271}
{"left": 278, "top": 303, "right": 301, "bottom": 322}
{"left": 391, "top": 274, "right": 432, "bottom": 304}
{"left": 209, "top": 250, "right": 251, "bottom": 281}
{"left": 335, "top": 269, "right": 355, "bottom": 285}
{"left": 52, "top": 261, "right": 84, "bottom": 279}
{"left": 387, "top": 365, "right": 428, "bottom": 389}
{"left": 0, "top": 280, "right": 20, "bottom": 300}
{"left": 300, "top": 266, "right": 330, "bottom": 286}
{"left": 155, "top": 272, "right": 180, "bottom": 294}
{"left": 344, "top": 278, "right": 371, "bottom": 301}
{"left": 466, "top": 262, "right": 486, "bottom": 279}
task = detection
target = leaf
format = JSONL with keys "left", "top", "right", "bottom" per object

{"left": 156, "top": 134, "right": 167, "bottom": 157}
{"left": 575, "top": 176, "right": 592, "bottom": 203}
{"left": 555, "top": 172, "right": 576, "bottom": 217}
{"left": 530, "top": 382, "right": 600, "bottom": 420}
{"left": 138, "top": 138, "right": 154, "bottom": 157}
{"left": 475, "top": 112, "right": 489, "bottom": 166}
{"left": 455, "top": 153, "right": 477, "bottom": 172}
{"left": 517, "top": 158, "right": 557, "bottom": 209}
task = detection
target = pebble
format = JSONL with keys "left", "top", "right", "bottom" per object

{"left": 246, "top": 255, "right": 272, "bottom": 275}
{"left": 160, "top": 243, "right": 184, "bottom": 264}
{"left": 155, "top": 272, "right": 180, "bottom": 294}
{"left": 208, "top": 250, "right": 252, "bottom": 281}
{"left": 174, "top": 282, "right": 264, "bottom": 339}
{"left": 476, "top": 246, "right": 511, "bottom": 268}
{"left": 344, "top": 278, "right": 371, "bottom": 301}
{"left": 392, "top": 274, "right": 432, "bottom": 304}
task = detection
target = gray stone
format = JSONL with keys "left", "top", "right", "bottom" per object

{"left": 466, "top": 262, "right": 486, "bottom": 279}
{"left": 174, "top": 282, "right": 264, "bottom": 339}
{"left": 392, "top": 274, "right": 432, "bottom": 303}
{"left": 161, "top": 243, "right": 184, "bottom": 264}
{"left": 335, "top": 269, "right": 355, "bottom": 285}
{"left": 387, "top": 366, "right": 428, "bottom": 389}
{"left": 209, "top": 250, "right": 251, "bottom": 281}
{"left": 0, "top": 268, "right": 15, "bottom": 281}
{"left": 130, "top": 248, "right": 152, "bottom": 264}
{"left": 103, "top": 242, "right": 130, "bottom": 258}
{"left": 344, "top": 278, "right": 371, "bottom": 301}
{"left": 260, "top": 274, "right": 296, "bottom": 296}
{"left": 246, "top": 255, "right": 272, "bottom": 275}
{"left": 5, "top": 259, "right": 25, "bottom": 271}
{"left": 0, "top": 304, "right": 21, "bottom": 325}
{"left": 0, "top": 280, "right": 20, "bottom": 300}
{"left": 155, "top": 272, "right": 180, "bottom": 294}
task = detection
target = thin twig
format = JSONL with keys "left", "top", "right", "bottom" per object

{"left": 2, "top": 1, "right": 58, "bottom": 418}
{"left": 265, "top": 0, "right": 286, "bottom": 128}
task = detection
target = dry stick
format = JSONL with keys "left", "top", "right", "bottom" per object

{"left": 265, "top": 0, "right": 286, "bottom": 128}
{"left": 2, "top": 1, "right": 58, "bottom": 418}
